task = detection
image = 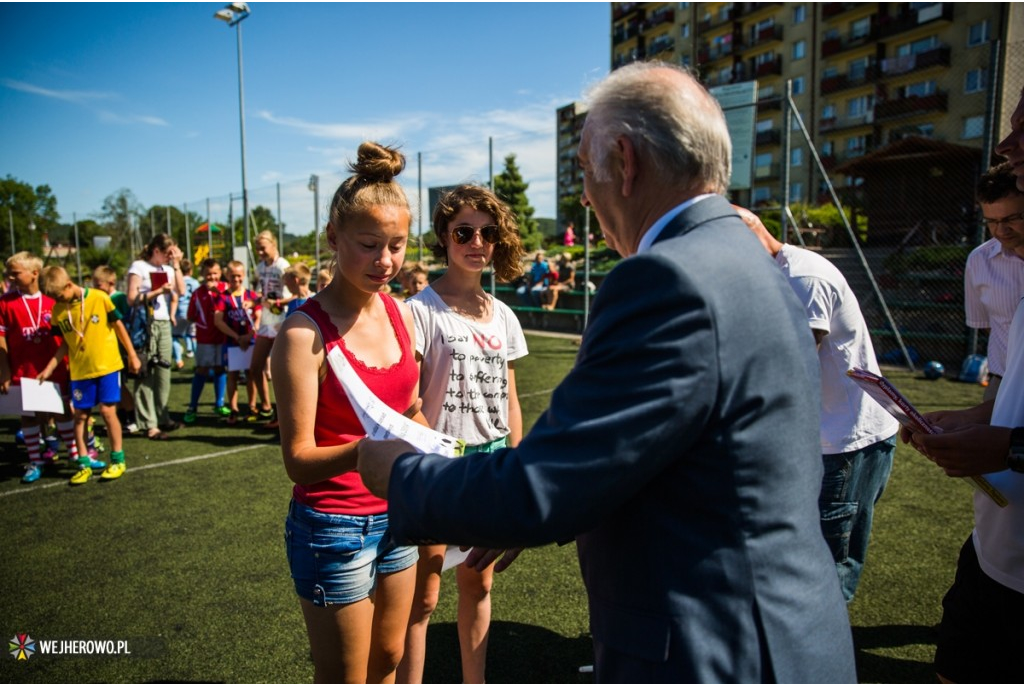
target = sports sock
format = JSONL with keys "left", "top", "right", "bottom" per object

{"left": 189, "top": 374, "right": 207, "bottom": 410}
{"left": 214, "top": 370, "right": 228, "bottom": 408}
{"left": 110, "top": 450, "right": 125, "bottom": 465}
{"left": 23, "top": 425, "right": 43, "bottom": 464}
{"left": 55, "top": 420, "right": 80, "bottom": 460}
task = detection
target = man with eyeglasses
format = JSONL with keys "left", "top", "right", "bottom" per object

{"left": 903, "top": 85, "right": 1024, "bottom": 683}
{"left": 966, "top": 161, "right": 1024, "bottom": 400}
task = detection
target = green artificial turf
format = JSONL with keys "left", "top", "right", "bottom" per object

{"left": 0, "top": 340, "right": 987, "bottom": 683}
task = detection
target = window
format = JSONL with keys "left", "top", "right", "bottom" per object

{"left": 757, "top": 118, "right": 774, "bottom": 132}
{"left": 821, "top": 140, "right": 834, "bottom": 156}
{"left": 897, "top": 35, "right": 938, "bottom": 57}
{"left": 846, "top": 135, "right": 867, "bottom": 155}
{"left": 793, "top": 40, "right": 806, "bottom": 60}
{"left": 792, "top": 77, "right": 805, "bottom": 95}
{"left": 678, "top": 2, "right": 690, "bottom": 9}
{"left": 792, "top": 112, "right": 805, "bottom": 130}
{"left": 851, "top": 17, "right": 871, "bottom": 40}
{"left": 822, "top": 104, "right": 837, "bottom": 119}
{"left": 847, "top": 95, "right": 872, "bottom": 118}
{"left": 903, "top": 80, "right": 936, "bottom": 98}
{"left": 962, "top": 115, "right": 984, "bottom": 139}
{"left": 823, "top": 66, "right": 838, "bottom": 79}
{"left": 680, "top": 54, "right": 691, "bottom": 67}
{"left": 917, "top": 123, "right": 935, "bottom": 138}
{"left": 793, "top": 5, "right": 806, "bottom": 24}
{"left": 752, "top": 187, "right": 772, "bottom": 204}
{"left": 790, "top": 182, "right": 804, "bottom": 202}
{"left": 965, "top": 68, "right": 987, "bottom": 94}
{"left": 718, "top": 66, "right": 732, "bottom": 84}
{"left": 681, "top": 22, "right": 690, "bottom": 38}
{"left": 848, "top": 56, "right": 869, "bottom": 81}
{"left": 791, "top": 148, "right": 804, "bottom": 166}
{"left": 755, "top": 152, "right": 774, "bottom": 167}
{"left": 968, "top": 20, "right": 990, "bottom": 47}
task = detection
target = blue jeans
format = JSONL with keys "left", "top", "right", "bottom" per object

{"left": 819, "top": 434, "right": 896, "bottom": 602}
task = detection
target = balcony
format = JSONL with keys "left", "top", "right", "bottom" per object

{"left": 822, "top": 3, "right": 860, "bottom": 20}
{"left": 874, "top": 91, "right": 948, "bottom": 121}
{"left": 757, "top": 95, "right": 783, "bottom": 112}
{"left": 612, "top": 20, "right": 640, "bottom": 45}
{"left": 641, "top": 8, "right": 675, "bottom": 31}
{"left": 754, "top": 55, "right": 783, "bottom": 77}
{"left": 818, "top": 114, "right": 875, "bottom": 134}
{"left": 612, "top": 2, "right": 639, "bottom": 21}
{"left": 647, "top": 36, "right": 676, "bottom": 57}
{"left": 740, "top": 24, "right": 783, "bottom": 51}
{"left": 698, "top": 40, "right": 735, "bottom": 63}
{"left": 699, "top": 8, "right": 736, "bottom": 32}
{"left": 754, "top": 163, "right": 781, "bottom": 180}
{"left": 820, "top": 66, "right": 878, "bottom": 94}
{"left": 876, "top": 3, "right": 953, "bottom": 39}
{"left": 756, "top": 129, "right": 781, "bottom": 145}
{"left": 879, "top": 46, "right": 951, "bottom": 77}
{"left": 822, "top": 25, "right": 879, "bottom": 58}
{"left": 733, "top": 2, "right": 783, "bottom": 20}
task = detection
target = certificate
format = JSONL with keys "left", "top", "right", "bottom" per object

{"left": 227, "top": 346, "right": 253, "bottom": 372}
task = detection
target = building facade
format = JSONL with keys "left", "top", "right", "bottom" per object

{"left": 556, "top": 2, "right": 1022, "bottom": 219}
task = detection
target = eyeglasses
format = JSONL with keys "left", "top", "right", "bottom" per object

{"left": 451, "top": 224, "right": 500, "bottom": 245}
{"left": 983, "top": 211, "right": 1024, "bottom": 230}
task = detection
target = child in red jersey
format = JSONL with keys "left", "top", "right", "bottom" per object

{"left": 0, "top": 252, "right": 100, "bottom": 483}
{"left": 213, "top": 260, "right": 261, "bottom": 424}
{"left": 183, "top": 259, "right": 229, "bottom": 424}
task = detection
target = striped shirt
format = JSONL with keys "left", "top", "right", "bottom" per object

{"left": 964, "top": 238, "right": 1024, "bottom": 375}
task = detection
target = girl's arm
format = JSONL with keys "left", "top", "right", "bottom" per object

{"left": 506, "top": 361, "right": 523, "bottom": 447}
{"left": 272, "top": 315, "right": 361, "bottom": 484}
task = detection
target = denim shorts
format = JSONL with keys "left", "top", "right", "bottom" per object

{"left": 285, "top": 499, "right": 417, "bottom": 606}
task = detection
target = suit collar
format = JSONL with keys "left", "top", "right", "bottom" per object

{"left": 652, "top": 194, "right": 738, "bottom": 246}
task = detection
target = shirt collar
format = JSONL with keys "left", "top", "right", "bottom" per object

{"left": 636, "top": 194, "right": 714, "bottom": 254}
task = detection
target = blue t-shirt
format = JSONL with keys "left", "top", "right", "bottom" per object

{"left": 176, "top": 276, "right": 200, "bottom": 320}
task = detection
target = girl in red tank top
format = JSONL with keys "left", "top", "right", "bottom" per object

{"left": 271, "top": 142, "right": 424, "bottom": 683}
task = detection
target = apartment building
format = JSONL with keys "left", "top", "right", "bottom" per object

{"left": 556, "top": 2, "right": 1022, "bottom": 223}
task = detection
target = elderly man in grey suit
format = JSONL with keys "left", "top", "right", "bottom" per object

{"left": 358, "top": 62, "right": 855, "bottom": 683}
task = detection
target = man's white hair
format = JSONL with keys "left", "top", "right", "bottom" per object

{"left": 583, "top": 61, "right": 732, "bottom": 194}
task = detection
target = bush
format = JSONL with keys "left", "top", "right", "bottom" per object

{"left": 884, "top": 245, "right": 970, "bottom": 274}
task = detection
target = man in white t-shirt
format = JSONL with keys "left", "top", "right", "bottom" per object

{"left": 965, "top": 161, "right": 1024, "bottom": 400}
{"left": 737, "top": 206, "right": 899, "bottom": 602}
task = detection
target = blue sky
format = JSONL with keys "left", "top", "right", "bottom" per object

{"left": 1, "top": 2, "right": 610, "bottom": 238}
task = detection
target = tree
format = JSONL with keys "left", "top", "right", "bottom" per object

{"left": 99, "top": 188, "right": 143, "bottom": 255}
{"left": 0, "top": 175, "right": 60, "bottom": 255}
{"left": 493, "top": 154, "right": 542, "bottom": 252}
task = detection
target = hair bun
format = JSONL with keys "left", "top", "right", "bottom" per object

{"left": 349, "top": 142, "right": 405, "bottom": 183}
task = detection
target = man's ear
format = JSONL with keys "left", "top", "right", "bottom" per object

{"left": 617, "top": 135, "right": 638, "bottom": 197}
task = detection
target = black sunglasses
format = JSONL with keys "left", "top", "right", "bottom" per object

{"left": 451, "top": 224, "right": 500, "bottom": 245}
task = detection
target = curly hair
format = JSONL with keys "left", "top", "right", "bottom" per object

{"left": 139, "top": 233, "right": 176, "bottom": 262}
{"left": 430, "top": 184, "right": 524, "bottom": 283}
{"left": 976, "top": 161, "right": 1023, "bottom": 204}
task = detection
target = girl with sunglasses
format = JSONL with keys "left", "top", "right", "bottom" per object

{"left": 400, "top": 185, "right": 527, "bottom": 683}
{"left": 272, "top": 141, "right": 421, "bottom": 683}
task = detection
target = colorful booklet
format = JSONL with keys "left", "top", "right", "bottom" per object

{"left": 847, "top": 368, "right": 1007, "bottom": 507}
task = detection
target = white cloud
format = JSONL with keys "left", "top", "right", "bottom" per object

{"left": 2, "top": 78, "right": 115, "bottom": 103}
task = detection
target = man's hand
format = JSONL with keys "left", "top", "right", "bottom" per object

{"left": 356, "top": 438, "right": 417, "bottom": 498}
{"left": 909, "top": 424, "right": 1012, "bottom": 477}
{"left": 463, "top": 546, "right": 524, "bottom": 573}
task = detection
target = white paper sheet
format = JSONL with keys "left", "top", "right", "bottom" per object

{"left": 227, "top": 346, "right": 254, "bottom": 372}
{"left": 21, "top": 380, "right": 66, "bottom": 414}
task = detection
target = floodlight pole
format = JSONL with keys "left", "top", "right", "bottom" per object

{"left": 215, "top": 3, "right": 251, "bottom": 272}
{"left": 309, "top": 175, "right": 320, "bottom": 270}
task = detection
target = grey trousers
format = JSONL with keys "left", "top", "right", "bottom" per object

{"left": 134, "top": 319, "right": 172, "bottom": 431}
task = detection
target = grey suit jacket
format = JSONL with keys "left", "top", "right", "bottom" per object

{"left": 387, "top": 195, "right": 856, "bottom": 683}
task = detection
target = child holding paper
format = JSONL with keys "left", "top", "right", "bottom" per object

{"left": 1, "top": 253, "right": 105, "bottom": 483}
{"left": 38, "top": 266, "right": 141, "bottom": 485}
{"left": 214, "top": 260, "right": 260, "bottom": 425}
{"left": 183, "top": 258, "right": 229, "bottom": 424}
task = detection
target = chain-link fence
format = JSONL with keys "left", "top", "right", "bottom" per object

{"left": 754, "top": 38, "right": 1024, "bottom": 373}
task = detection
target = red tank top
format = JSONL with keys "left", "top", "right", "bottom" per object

{"left": 291, "top": 293, "right": 419, "bottom": 514}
